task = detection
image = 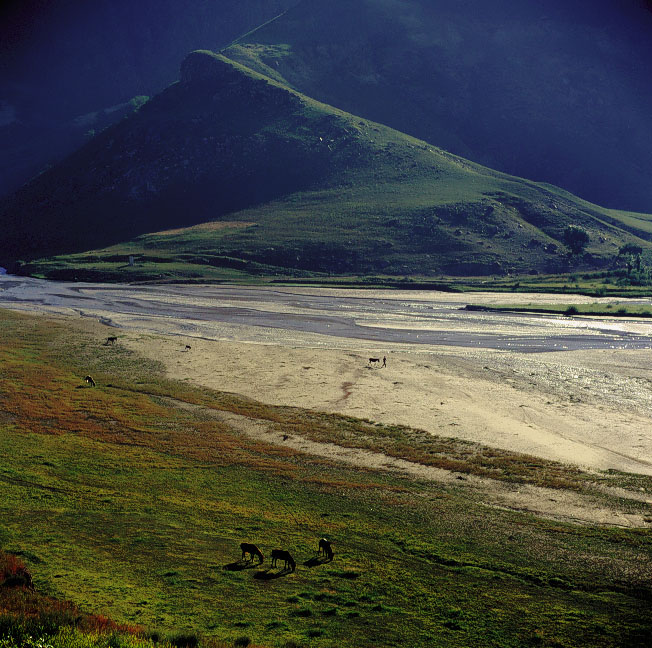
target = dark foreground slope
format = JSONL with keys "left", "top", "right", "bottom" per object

{"left": 3, "top": 51, "right": 652, "bottom": 280}
{"left": 226, "top": 0, "right": 652, "bottom": 212}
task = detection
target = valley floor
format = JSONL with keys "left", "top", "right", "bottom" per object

{"left": 1, "top": 277, "right": 651, "bottom": 527}
{"left": 2, "top": 277, "right": 652, "bottom": 475}
{"left": 2, "top": 279, "right": 652, "bottom": 647}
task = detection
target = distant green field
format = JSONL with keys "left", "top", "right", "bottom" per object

{"left": 466, "top": 303, "right": 652, "bottom": 318}
{"left": 605, "top": 210, "right": 652, "bottom": 236}
{"left": 1, "top": 309, "right": 651, "bottom": 647}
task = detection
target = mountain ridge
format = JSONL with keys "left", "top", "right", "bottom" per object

{"left": 0, "top": 0, "right": 299, "bottom": 198}
{"left": 225, "top": 0, "right": 652, "bottom": 212}
{"left": 3, "top": 50, "right": 652, "bottom": 280}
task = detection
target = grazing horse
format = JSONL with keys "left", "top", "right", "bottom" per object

{"left": 271, "top": 549, "right": 296, "bottom": 571}
{"left": 84, "top": 375, "right": 96, "bottom": 387}
{"left": 318, "top": 538, "right": 334, "bottom": 560}
{"left": 185, "top": 345, "right": 192, "bottom": 351}
{"left": 240, "top": 542, "right": 264, "bottom": 564}
{"left": 368, "top": 357, "right": 380, "bottom": 366}
{"left": 105, "top": 336, "right": 118, "bottom": 345}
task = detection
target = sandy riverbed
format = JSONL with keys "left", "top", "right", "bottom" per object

{"left": 124, "top": 328, "right": 652, "bottom": 476}
{"left": 2, "top": 277, "right": 651, "bottom": 476}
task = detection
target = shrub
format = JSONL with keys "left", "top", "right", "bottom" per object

{"left": 170, "top": 634, "right": 199, "bottom": 648}
{"left": 619, "top": 243, "right": 643, "bottom": 256}
{"left": 0, "top": 553, "right": 32, "bottom": 589}
{"left": 563, "top": 226, "right": 590, "bottom": 254}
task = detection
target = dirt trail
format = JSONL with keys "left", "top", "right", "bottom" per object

{"left": 165, "top": 397, "right": 651, "bottom": 529}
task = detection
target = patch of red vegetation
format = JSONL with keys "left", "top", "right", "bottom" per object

{"left": 339, "top": 381, "right": 354, "bottom": 402}
{"left": 1, "top": 553, "right": 33, "bottom": 589}
{"left": 0, "top": 551, "right": 142, "bottom": 636}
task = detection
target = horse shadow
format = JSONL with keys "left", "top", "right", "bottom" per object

{"left": 303, "top": 556, "right": 332, "bottom": 568}
{"left": 254, "top": 568, "right": 293, "bottom": 580}
{"left": 223, "top": 560, "right": 260, "bottom": 572}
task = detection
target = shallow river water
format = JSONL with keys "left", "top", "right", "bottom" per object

{"left": 1, "top": 275, "right": 652, "bottom": 353}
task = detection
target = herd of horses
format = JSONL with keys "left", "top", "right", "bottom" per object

{"left": 240, "top": 538, "right": 333, "bottom": 572}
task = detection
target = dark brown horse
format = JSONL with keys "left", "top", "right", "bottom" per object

{"left": 240, "top": 542, "right": 264, "bottom": 564}
{"left": 271, "top": 549, "right": 296, "bottom": 571}
{"left": 84, "top": 375, "right": 96, "bottom": 387}
{"left": 105, "top": 336, "right": 118, "bottom": 345}
{"left": 318, "top": 538, "right": 334, "bottom": 560}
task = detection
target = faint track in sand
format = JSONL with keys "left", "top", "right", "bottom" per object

{"left": 157, "top": 395, "right": 651, "bottom": 530}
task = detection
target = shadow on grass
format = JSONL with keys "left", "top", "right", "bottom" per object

{"left": 254, "top": 568, "right": 293, "bottom": 580}
{"left": 223, "top": 560, "right": 261, "bottom": 571}
{"left": 303, "top": 556, "right": 332, "bottom": 568}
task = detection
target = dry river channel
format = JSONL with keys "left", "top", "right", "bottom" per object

{"left": 2, "top": 275, "right": 652, "bottom": 353}
{"left": 2, "top": 275, "right": 652, "bottom": 483}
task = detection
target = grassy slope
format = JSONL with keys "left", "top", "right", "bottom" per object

{"left": 222, "top": 0, "right": 652, "bottom": 214}
{"left": 7, "top": 52, "right": 652, "bottom": 283}
{"left": 0, "top": 550, "right": 168, "bottom": 648}
{"left": 1, "top": 308, "right": 651, "bottom": 647}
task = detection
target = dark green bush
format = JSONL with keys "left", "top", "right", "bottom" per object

{"left": 170, "top": 633, "right": 199, "bottom": 648}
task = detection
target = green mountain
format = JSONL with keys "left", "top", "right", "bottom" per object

{"left": 225, "top": 0, "right": 652, "bottom": 213}
{"left": 3, "top": 51, "right": 652, "bottom": 280}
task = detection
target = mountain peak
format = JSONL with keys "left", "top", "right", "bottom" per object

{"left": 180, "top": 50, "right": 244, "bottom": 85}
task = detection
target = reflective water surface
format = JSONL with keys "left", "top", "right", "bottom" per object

{"left": 1, "top": 275, "right": 652, "bottom": 353}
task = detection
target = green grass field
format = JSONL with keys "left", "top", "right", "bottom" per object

{"left": 465, "top": 303, "right": 652, "bottom": 318}
{"left": 1, "top": 309, "right": 651, "bottom": 647}
{"left": 267, "top": 272, "right": 652, "bottom": 299}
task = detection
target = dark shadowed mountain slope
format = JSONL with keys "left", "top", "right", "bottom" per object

{"left": 3, "top": 51, "right": 652, "bottom": 280}
{"left": 1, "top": 52, "right": 347, "bottom": 260}
{"left": 0, "top": 0, "right": 298, "bottom": 197}
{"left": 226, "top": 0, "right": 652, "bottom": 212}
